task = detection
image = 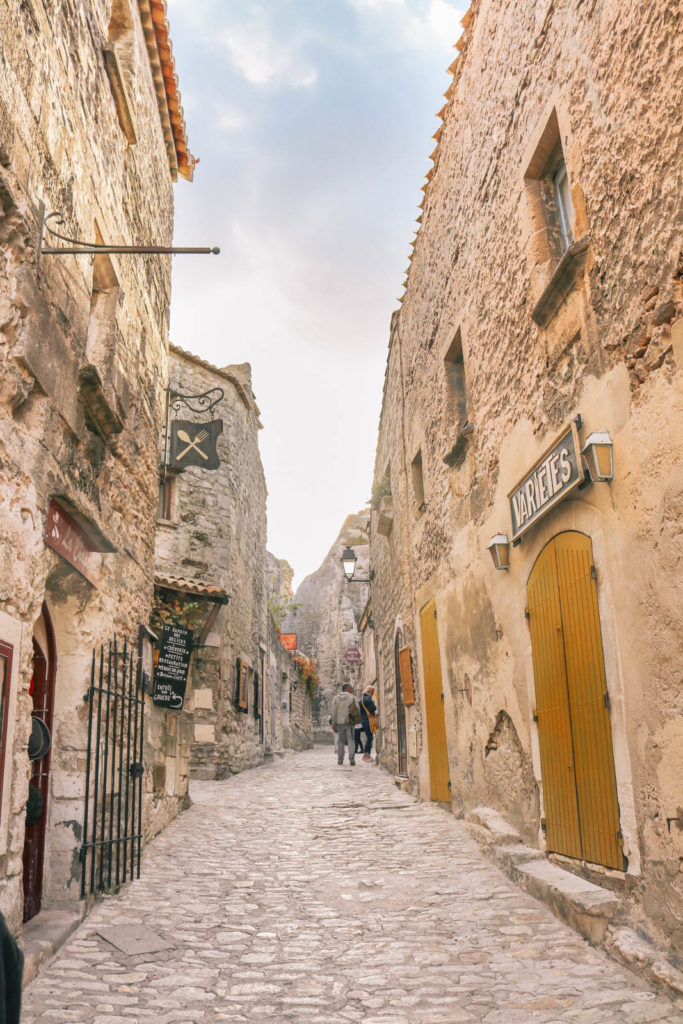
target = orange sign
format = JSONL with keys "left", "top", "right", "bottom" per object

{"left": 279, "top": 634, "right": 297, "bottom": 651}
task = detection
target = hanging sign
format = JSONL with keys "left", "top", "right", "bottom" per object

{"left": 153, "top": 625, "right": 193, "bottom": 710}
{"left": 45, "top": 499, "right": 100, "bottom": 587}
{"left": 279, "top": 634, "right": 297, "bottom": 651}
{"left": 398, "top": 646, "right": 416, "bottom": 706}
{"left": 168, "top": 419, "right": 223, "bottom": 471}
{"left": 344, "top": 646, "right": 361, "bottom": 665}
{"left": 508, "top": 422, "right": 582, "bottom": 542}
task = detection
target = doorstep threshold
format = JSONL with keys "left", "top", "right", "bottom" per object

{"left": 20, "top": 907, "right": 83, "bottom": 987}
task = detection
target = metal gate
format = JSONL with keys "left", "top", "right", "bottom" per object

{"left": 81, "top": 637, "right": 145, "bottom": 898}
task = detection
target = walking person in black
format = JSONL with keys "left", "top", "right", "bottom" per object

{"left": 359, "top": 686, "right": 378, "bottom": 762}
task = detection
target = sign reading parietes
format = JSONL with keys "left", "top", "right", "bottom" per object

{"left": 153, "top": 625, "right": 193, "bottom": 710}
{"left": 508, "top": 422, "right": 582, "bottom": 542}
{"left": 168, "top": 419, "right": 223, "bottom": 471}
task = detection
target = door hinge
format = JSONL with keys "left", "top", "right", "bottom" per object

{"left": 434, "top": 608, "right": 438, "bottom": 619}
{"left": 447, "top": 780, "right": 451, "bottom": 789}
{"left": 440, "top": 692, "right": 444, "bottom": 703}
{"left": 524, "top": 607, "right": 530, "bottom": 620}
{"left": 532, "top": 709, "right": 538, "bottom": 722}
{"left": 540, "top": 818, "right": 547, "bottom": 833}
{"left": 590, "top": 564, "right": 598, "bottom": 581}
{"left": 603, "top": 691, "right": 611, "bottom": 710}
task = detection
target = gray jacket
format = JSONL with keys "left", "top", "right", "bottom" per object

{"left": 330, "top": 691, "right": 360, "bottom": 726}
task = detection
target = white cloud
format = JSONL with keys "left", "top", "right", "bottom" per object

{"left": 350, "top": 0, "right": 464, "bottom": 52}
{"left": 219, "top": 8, "right": 317, "bottom": 88}
{"left": 216, "top": 103, "right": 246, "bottom": 132}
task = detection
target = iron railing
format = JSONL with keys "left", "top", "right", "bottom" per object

{"left": 80, "top": 637, "right": 145, "bottom": 898}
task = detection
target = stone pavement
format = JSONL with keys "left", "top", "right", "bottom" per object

{"left": 23, "top": 748, "right": 682, "bottom": 1024}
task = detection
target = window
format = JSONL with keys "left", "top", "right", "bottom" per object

{"left": 411, "top": 450, "right": 425, "bottom": 513}
{"left": 553, "top": 159, "right": 574, "bottom": 252}
{"left": 524, "top": 110, "right": 576, "bottom": 265}
{"left": 444, "top": 329, "right": 468, "bottom": 430}
{"left": 158, "top": 474, "right": 176, "bottom": 522}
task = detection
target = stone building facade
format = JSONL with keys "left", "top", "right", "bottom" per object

{"left": 155, "top": 347, "right": 313, "bottom": 779}
{"left": 0, "top": 0, "right": 195, "bottom": 931}
{"left": 371, "top": 0, "right": 682, "bottom": 960}
{"left": 283, "top": 513, "right": 370, "bottom": 733}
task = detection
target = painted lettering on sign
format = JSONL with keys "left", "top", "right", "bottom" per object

{"left": 344, "top": 647, "right": 361, "bottom": 664}
{"left": 153, "top": 625, "right": 193, "bottom": 710}
{"left": 508, "top": 423, "right": 582, "bottom": 542}
{"left": 45, "top": 499, "right": 100, "bottom": 586}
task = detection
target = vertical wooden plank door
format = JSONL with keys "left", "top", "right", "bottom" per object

{"left": 528, "top": 532, "right": 622, "bottom": 869}
{"left": 419, "top": 600, "right": 451, "bottom": 802}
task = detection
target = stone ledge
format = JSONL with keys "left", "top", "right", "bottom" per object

{"left": 466, "top": 806, "right": 522, "bottom": 846}
{"left": 515, "top": 858, "right": 621, "bottom": 945}
{"left": 605, "top": 927, "right": 683, "bottom": 1000}
{"left": 531, "top": 235, "right": 591, "bottom": 327}
{"left": 20, "top": 908, "right": 83, "bottom": 987}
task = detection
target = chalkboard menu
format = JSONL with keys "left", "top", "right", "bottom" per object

{"left": 153, "top": 625, "right": 193, "bottom": 710}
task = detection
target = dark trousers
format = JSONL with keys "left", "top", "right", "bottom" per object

{"left": 362, "top": 723, "right": 373, "bottom": 755}
{"left": 354, "top": 727, "right": 364, "bottom": 753}
{"left": 0, "top": 912, "right": 23, "bottom": 1024}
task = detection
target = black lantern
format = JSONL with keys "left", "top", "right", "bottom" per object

{"left": 341, "top": 546, "right": 357, "bottom": 582}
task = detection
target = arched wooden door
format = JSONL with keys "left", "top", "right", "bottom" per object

{"left": 419, "top": 600, "right": 451, "bottom": 802}
{"left": 23, "top": 605, "right": 56, "bottom": 921}
{"left": 527, "top": 532, "right": 623, "bottom": 869}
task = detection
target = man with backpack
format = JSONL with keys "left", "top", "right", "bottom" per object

{"left": 329, "top": 683, "right": 361, "bottom": 766}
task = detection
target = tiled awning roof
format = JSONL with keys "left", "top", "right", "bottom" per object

{"left": 155, "top": 572, "right": 229, "bottom": 602}
{"left": 137, "top": 0, "right": 196, "bottom": 182}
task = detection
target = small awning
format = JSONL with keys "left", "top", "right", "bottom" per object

{"left": 154, "top": 572, "right": 229, "bottom": 603}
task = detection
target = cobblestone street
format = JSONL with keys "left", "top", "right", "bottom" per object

{"left": 23, "top": 748, "right": 682, "bottom": 1024}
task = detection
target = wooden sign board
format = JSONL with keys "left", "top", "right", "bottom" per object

{"left": 398, "top": 646, "right": 415, "bottom": 705}
{"left": 279, "top": 634, "right": 297, "bottom": 651}
{"left": 236, "top": 658, "right": 249, "bottom": 712}
{"left": 508, "top": 422, "right": 582, "bottom": 542}
{"left": 344, "top": 647, "right": 361, "bottom": 664}
{"left": 153, "top": 625, "right": 193, "bottom": 710}
{"left": 45, "top": 499, "right": 100, "bottom": 587}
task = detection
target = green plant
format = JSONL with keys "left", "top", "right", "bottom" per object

{"left": 371, "top": 471, "right": 391, "bottom": 510}
{"left": 268, "top": 595, "right": 302, "bottom": 632}
{"left": 151, "top": 592, "right": 204, "bottom": 633}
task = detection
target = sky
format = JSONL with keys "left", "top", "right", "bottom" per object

{"left": 167, "top": 0, "right": 465, "bottom": 587}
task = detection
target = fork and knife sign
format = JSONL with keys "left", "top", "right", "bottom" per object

{"left": 170, "top": 419, "right": 223, "bottom": 471}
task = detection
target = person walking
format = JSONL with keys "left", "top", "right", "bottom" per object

{"left": 359, "top": 686, "right": 378, "bottom": 762}
{"left": 329, "top": 683, "right": 360, "bottom": 766}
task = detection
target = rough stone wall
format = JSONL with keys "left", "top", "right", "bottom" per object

{"left": 371, "top": 0, "right": 682, "bottom": 956}
{"left": 155, "top": 348, "right": 268, "bottom": 779}
{"left": 284, "top": 513, "right": 370, "bottom": 727}
{"left": 0, "top": 0, "right": 177, "bottom": 927}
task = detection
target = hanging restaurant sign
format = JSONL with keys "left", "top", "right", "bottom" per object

{"left": 279, "top": 634, "right": 297, "bottom": 651}
{"left": 168, "top": 419, "right": 223, "bottom": 470}
{"left": 508, "top": 422, "right": 582, "bottom": 542}
{"left": 344, "top": 646, "right": 361, "bottom": 665}
{"left": 153, "top": 625, "right": 193, "bottom": 710}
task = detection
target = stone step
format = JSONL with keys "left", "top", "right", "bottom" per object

{"left": 20, "top": 908, "right": 83, "bottom": 987}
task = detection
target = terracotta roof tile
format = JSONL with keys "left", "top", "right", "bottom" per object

{"left": 155, "top": 572, "right": 228, "bottom": 601}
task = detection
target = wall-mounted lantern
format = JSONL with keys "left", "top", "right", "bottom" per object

{"left": 487, "top": 534, "right": 510, "bottom": 571}
{"left": 581, "top": 431, "right": 613, "bottom": 483}
{"left": 340, "top": 546, "right": 371, "bottom": 584}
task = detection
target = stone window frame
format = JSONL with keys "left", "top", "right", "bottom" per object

{"left": 410, "top": 449, "right": 426, "bottom": 516}
{"left": 522, "top": 105, "right": 590, "bottom": 328}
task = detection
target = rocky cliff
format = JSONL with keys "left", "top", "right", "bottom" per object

{"left": 283, "top": 512, "right": 370, "bottom": 724}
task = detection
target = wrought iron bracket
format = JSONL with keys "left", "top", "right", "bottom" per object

{"left": 37, "top": 207, "right": 219, "bottom": 267}
{"left": 171, "top": 388, "right": 224, "bottom": 418}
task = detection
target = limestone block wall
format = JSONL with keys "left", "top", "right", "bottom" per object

{"left": 371, "top": 0, "right": 682, "bottom": 955}
{"left": 283, "top": 513, "right": 370, "bottom": 726}
{"left": 0, "top": 0, "right": 181, "bottom": 927}
{"left": 155, "top": 348, "right": 269, "bottom": 778}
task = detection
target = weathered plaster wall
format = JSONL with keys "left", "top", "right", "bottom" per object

{"left": 0, "top": 0, "right": 177, "bottom": 927}
{"left": 371, "top": 0, "right": 682, "bottom": 955}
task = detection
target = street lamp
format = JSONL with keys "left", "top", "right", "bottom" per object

{"left": 581, "top": 431, "right": 614, "bottom": 483}
{"left": 340, "top": 546, "right": 371, "bottom": 584}
{"left": 487, "top": 534, "right": 510, "bottom": 571}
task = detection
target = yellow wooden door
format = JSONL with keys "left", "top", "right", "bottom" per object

{"left": 528, "top": 532, "right": 622, "bottom": 869}
{"left": 419, "top": 600, "right": 451, "bottom": 802}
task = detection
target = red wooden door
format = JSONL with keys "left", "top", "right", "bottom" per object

{"left": 23, "top": 613, "right": 56, "bottom": 922}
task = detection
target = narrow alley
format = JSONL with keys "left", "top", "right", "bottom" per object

{"left": 22, "top": 749, "right": 681, "bottom": 1024}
